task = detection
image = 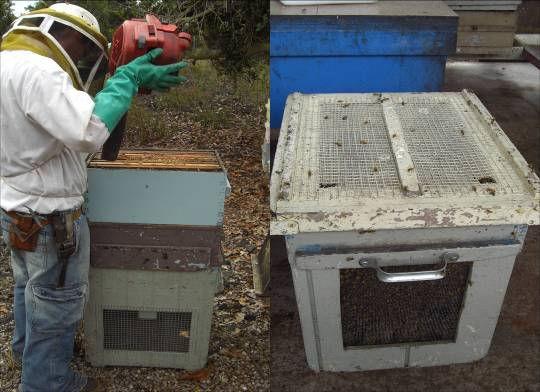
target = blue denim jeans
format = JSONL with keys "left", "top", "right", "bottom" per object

{"left": 1, "top": 210, "right": 90, "bottom": 392}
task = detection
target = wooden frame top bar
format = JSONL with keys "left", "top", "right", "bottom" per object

{"left": 88, "top": 149, "right": 223, "bottom": 172}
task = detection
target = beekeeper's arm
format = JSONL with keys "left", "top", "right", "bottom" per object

{"left": 22, "top": 48, "right": 186, "bottom": 153}
{"left": 93, "top": 48, "right": 187, "bottom": 133}
{"left": 21, "top": 61, "right": 108, "bottom": 153}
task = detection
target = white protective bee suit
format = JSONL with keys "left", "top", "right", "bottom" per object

{"left": 0, "top": 50, "right": 109, "bottom": 213}
{"left": 0, "top": 2, "right": 110, "bottom": 214}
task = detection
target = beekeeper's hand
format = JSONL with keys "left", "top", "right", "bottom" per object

{"left": 127, "top": 48, "right": 188, "bottom": 91}
{"left": 92, "top": 48, "right": 188, "bottom": 133}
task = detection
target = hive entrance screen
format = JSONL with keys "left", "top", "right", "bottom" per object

{"left": 339, "top": 262, "right": 472, "bottom": 347}
{"left": 103, "top": 309, "right": 192, "bottom": 353}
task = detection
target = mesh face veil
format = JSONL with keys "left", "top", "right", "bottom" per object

{"left": 2, "top": 5, "right": 108, "bottom": 91}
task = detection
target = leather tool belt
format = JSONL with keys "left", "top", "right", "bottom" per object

{"left": 3, "top": 208, "right": 82, "bottom": 287}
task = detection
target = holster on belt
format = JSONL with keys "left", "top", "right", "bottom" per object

{"left": 5, "top": 208, "right": 80, "bottom": 287}
{"left": 7, "top": 213, "right": 44, "bottom": 252}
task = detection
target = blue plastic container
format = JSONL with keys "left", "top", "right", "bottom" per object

{"left": 270, "top": 0, "right": 458, "bottom": 128}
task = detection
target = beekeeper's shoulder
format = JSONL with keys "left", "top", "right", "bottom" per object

{"left": 3, "top": 50, "right": 68, "bottom": 85}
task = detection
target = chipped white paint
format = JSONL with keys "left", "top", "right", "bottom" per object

{"left": 382, "top": 98, "right": 421, "bottom": 194}
{"left": 270, "top": 91, "right": 540, "bottom": 235}
{"left": 285, "top": 228, "right": 522, "bottom": 371}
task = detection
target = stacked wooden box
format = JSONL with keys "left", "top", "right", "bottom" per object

{"left": 84, "top": 150, "right": 230, "bottom": 370}
{"left": 445, "top": 0, "right": 521, "bottom": 56}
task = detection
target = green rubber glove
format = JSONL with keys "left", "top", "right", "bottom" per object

{"left": 128, "top": 48, "right": 188, "bottom": 91}
{"left": 93, "top": 48, "right": 188, "bottom": 133}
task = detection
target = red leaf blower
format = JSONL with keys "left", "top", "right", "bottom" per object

{"left": 101, "top": 15, "right": 192, "bottom": 161}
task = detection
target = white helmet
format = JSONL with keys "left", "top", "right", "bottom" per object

{"left": 3, "top": 2, "right": 108, "bottom": 91}
{"left": 49, "top": 3, "right": 101, "bottom": 33}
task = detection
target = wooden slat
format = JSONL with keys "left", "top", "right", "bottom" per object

{"left": 455, "top": 46, "right": 523, "bottom": 56}
{"left": 89, "top": 150, "right": 222, "bottom": 171}
{"left": 457, "top": 31, "right": 515, "bottom": 47}
{"left": 89, "top": 162, "right": 221, "bottom": 170}
{"left": 456, "top": 10, "right": 517, "bottom": 27}
{"left": 271, "top": 0, "right": 457, "bottom": 17}
{"left": 458, "top": 25, "right": 516, "bottom": 32}
{"left": 381, "top": 99, "right": 421, "bottom": 195}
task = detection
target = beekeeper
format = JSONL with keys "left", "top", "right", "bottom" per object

{"left": 0, "top": 3, "right": 187, "bottom": 391}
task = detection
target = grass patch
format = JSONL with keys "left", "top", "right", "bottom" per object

{"left": 126, "top": 100, "right": 170, "bottom": 145}
{"left": 158, "top": 60, "right": 220, "bottom": 111}
{"left": 232, "top": 60, "right": 269, "bottom": 110}
{"left": 158, "top": 60, "right": 267, "bottom": 127}
{"left": 125, "top": 59, "right": 268, "bottom": 144}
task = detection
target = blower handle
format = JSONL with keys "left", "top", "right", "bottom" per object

{"left": 100, "top": 114, "right": 127, "bottom": 161}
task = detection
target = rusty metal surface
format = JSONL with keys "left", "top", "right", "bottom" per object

{"left": 90, "top": 223, "right": 223, "bottom": 271}
{"left": 88, "top": 149, "right": 223, "bottom": 171}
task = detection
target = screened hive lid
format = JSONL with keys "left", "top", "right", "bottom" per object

{"left": 89, "top": 149, "right": 224, "bottom": 172}
{"left": 270, "top": 91, "right": 540, "bottom": 234}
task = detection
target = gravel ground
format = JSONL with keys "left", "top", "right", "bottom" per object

{"left": 0, "top": 70, "right": 270, "bottom": 391}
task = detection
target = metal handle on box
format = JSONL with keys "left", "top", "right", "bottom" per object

{"left": 358, "top": 252, "right": 458, "bottom": 283}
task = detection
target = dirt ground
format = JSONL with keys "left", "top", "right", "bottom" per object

{"left": 270, "top": 61, "right": 540, "bottom": 392}
{"left": 0, "top": 67, "right": 270, "bottom": 391}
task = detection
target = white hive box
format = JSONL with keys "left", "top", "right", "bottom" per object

{"left": 270, "top": 91, "right": 540, "bottom": 371}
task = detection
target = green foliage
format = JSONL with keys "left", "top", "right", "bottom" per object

{"left": 24, "top": 0, "right": 269, "bottom": 77}
{"left": 125, "top": 59, "right": 267, "bottom": 142}
{"left": 157, "top": 59, "right": 267, "bottom": 127}
{"left": 233, "top": 60, "right": 269, "bottom": 110}
{"left": 201, "top": 0, "right": 269, "bottom": 75}
{"left": 137, "top": 0, "right": 269, "bottom": 75}
{"left": 126, "top": 99, "right": 170, "bottom": 144}
{"left": 157, "top": 60, "right": 234, "bottom": 128}
{"left": 0, "top": 0, "right": 15, "bottom": 36}
{"left": 159, "top": 60, "right": 219, "bottom": 111}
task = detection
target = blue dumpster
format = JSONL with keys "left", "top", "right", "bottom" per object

{"left": 270, "top": 0, "right": 458, "bottom": 128}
